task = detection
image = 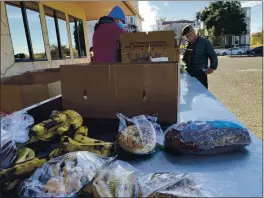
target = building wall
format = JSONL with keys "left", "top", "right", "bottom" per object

{"left": 1, "top": 1, "right": 90, "bottom": 78}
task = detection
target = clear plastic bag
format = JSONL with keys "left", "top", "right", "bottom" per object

{"left": 1, "top": 111, "right": 34, "bottom": 143}
{"left": 80, "top": 160, "right": 142, "bottom": 198}
{"left": 164, "top": 120, "right": 251, "bottom": 155}
{"left": 138, "top": 172, "right": 211, "bottom": 197}
{"left": 20, "top": 151, "right": 115, "bottom": 197}
{"left": 116, "top": 113, "right": 164, "bottom": 155}
{"left": 0, "top": 128, "right": 17, "bottom": 169}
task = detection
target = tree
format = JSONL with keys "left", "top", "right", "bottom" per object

{"left": 251, "top": 31, "right": 263, "bottom": 47}
{"left": 73, "top": 21, "right": 86, "bottom": 56}
{"left": 196, "top": 1, "right": 247, "bottom": 46}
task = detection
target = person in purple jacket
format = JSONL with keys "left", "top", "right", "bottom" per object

{"left": 92, "top": 6, "right": 126, "bottom": 63}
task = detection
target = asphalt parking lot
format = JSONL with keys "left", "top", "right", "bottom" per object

{"left": 208, "top": 56, "right": 263, "bottom": 140}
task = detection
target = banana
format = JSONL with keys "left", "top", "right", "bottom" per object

{"left": 60, "top": 136, "right": 115, "bottom": 157}
{"left": 14, "top": 147, "right": 35, "bottom": 164}
{"left": 49, "top": 148, "right": 63, "bottom": 159}
{"left": 61, "top": 136, "right": 85, "bottom": 145}
{"left": 30, "top": 113, "right": 67, "bottom": 137}
{"left": 57, "top": 110, "right": 83, "bottom": 135}
{"left": 3, "top": 179, "right": 22, "bottom": 191}
{"left": 0, "top": 157, "right": 48, "bottom": 185}
{"left": 75, "top": 126, "right": 89, "bottom": 137}
{"left": 74, "top": 134, "right": 108, "bottom": 144}
{"left": 61, "top": 143, "right": 115, "bottom": 157}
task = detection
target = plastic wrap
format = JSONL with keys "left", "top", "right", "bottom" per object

{"left": 164, "top": 120, "right": 251, "bottom": 155}
{"left": 116, "top": 113, "right": 164, "bottom": 155}
{"left": 138, "top": 172, "right": 210, "bottom": 197}
{"left": 0, "top": 128, "right": 17, "bottom": 169}
{"left": 20, "top": 151, "right": 115, "bottom": 197}
{"left": 1, "top": 112, "right": 34, "bottom": 143}
{"left": 80, "top": 160, "right": 142, "bottom": 198}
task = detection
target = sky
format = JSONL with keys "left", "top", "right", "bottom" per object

{"left": 138, "top": 1, "right": 263, "bottom": 32}
{"left": 5, "top": 1, "right": 263, "bottom": 54}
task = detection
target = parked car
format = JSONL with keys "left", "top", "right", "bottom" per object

{"left": 219, "top": 47, "right": 244, "bottom": 56}
{"left": 247, "top": 46, "right": 263, "bottom": 56}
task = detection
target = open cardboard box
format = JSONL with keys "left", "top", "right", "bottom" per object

{"left": 0, "top": 68, "right": 61, "bottom": 113}
{"left": 120, "top": 31, "right": 180, "bottom": 63}
{"left": 60, "top": 62, "right": 180, "bottom": 123}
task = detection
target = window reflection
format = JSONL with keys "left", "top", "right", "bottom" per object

{"left": 69, "top": 16, "right": 87, "bottom": 58}
{"left": 44, "top": 6, "right": 59, "bottom": 59}
{"left": 77, "top": 20, "right": 87, "bottom": 57}
{"left": 57, "top": 12, "right": 70, "bottom": 58}
{"left": 5, "top": 2, "right": 30, "bottom": 60}
{"left": 25, "top": 2, "right": 46, "bottom": 60}
{"left": 69, "top": 15, "right": 78, "bottom": 58}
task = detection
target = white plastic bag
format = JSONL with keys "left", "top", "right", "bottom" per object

{"left": 117, "top": 113, "right": 164, "bottom": 155}
{"left": 0, "top": 128, "right": 17, "bottom": 169}
{"left": 1, "top": 112, "right": 34, "bottom": 143}
{"left": 20, "top": 151, "right": 115, "bottom": 197}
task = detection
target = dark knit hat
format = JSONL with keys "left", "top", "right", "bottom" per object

{"left": 182, "top": 25, "right": 194, "bottom": 36}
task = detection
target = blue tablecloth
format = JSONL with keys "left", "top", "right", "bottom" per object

{"left": 128, "top": 73, "right": 263, "bottom": 197}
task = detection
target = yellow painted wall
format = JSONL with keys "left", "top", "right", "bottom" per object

{"left": 40, "top": 1, "right": 86, "bottom": 20}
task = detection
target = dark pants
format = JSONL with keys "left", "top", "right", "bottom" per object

{"left": 188, "top": 70, "right": 208, "bottom": 89}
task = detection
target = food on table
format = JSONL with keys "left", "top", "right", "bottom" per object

{"left": 81, "top": 160, "right": 139, "bottom": 198}
{"left": 14, "top": 147, "right": 35, "bottom": 164}
{"left": 139, "top": 173, "right": 208, "bottom": 197}
{"left": 165, "top": 120, "right": 251, "bottom": 155}
{"left": 0, "top": 156, "right": 48, "bottom": 186}
{"left": 30, "top": 110, "right": 83, "bottom": 141}
{"left": 117, "top": 125, "right": 157, "bottom": 155}
{"left": 20, "top": 151, "right": 115, "bottom": 197}
{"left": 116, "top": 113, "right": 163, "bottom": 155}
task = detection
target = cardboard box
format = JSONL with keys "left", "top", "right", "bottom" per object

{"left": 0, "top": 69, "right": 61, "bottom": 113}
{"left": 120, "top": 31, "right": 180, "bottom": 63}
{"left": 60, "top": 62, "right": 180, "bottom": 123}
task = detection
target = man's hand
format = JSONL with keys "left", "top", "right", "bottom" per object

{"left": 206, "top": 68, "right": 214, "bottom": 74}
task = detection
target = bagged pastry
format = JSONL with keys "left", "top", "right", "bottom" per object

{"left": 138, "top": 172, "right": 210, "bottom": 197}
{"left": 19, "top": 151, "right": 115, "bottom": 197}
{"left": 80, "top": 160, "right": 141, "bottom": 198}
{"left": 164, "top": 120, "right": 251, "bottom": 155}
{"left": 116, "top": 113, "right": 164, "bottom": 155}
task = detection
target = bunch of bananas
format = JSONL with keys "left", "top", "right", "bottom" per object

{"left": 0, "top": 147, "right": 48, "bottom": 192}
{"left": 49, "top": 126, "right": 116, "bottom": 158}
{"left": 30, "top": 110, "right": 83, "bottom": 142}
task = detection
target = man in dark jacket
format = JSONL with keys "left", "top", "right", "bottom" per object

{"left": 182, "top": 25, "right": 218, "bottom": 89}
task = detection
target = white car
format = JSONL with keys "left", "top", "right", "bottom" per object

{"left": 219, "top": 48, "right": 244, "bottom": 56}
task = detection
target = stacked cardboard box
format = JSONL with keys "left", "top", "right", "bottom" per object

{"left": 60, "top": 62, "right": 180, "bottom": 123}
{"left": 120, "top": 31, "right": 180, "bottom": 63}
{"left": 0, "top": 69, "right": 61, "bottom": 113}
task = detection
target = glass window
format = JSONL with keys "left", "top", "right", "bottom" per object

{"left": 56, "top": 11, "right": 70, "bottom": 58}
{"left": 25, "top": 2, "right": 46, "bottom": 60}
{"left": 5, "top": 2, "right": 30, "bottom": 60}
{"left": 44, "top": 6, "right": 59, "bottom": 59}
{"left": 69, "top": 16, "right": 87, "bottom": 58}
{"left": 69, "top": 15, "right": 79, "bottom": 58}
{"left": 77, "top": 20, "right": 86, "bottom": 57}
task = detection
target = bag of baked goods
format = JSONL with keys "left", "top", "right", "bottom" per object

{"left": 138, "top": 172, "right": 211, "bottom": 197}
{"left": 164, "top": 120, "right": 251, "bottom": 155}
{"left": 116, "top": 113, "right": 164, "bottom": 155}
{"left": 79, "top": 160, "right": 141, "bottom": 198}
{"left": 19, "top": 151, "right": 115, "bottom": 197}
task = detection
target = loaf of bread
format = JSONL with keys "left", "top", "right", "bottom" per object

{"left": 164, "top": 121, "right": 251, "bottom": 155}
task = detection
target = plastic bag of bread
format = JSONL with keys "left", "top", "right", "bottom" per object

{"left": 19, "top": 151, "right": 115, "bottom": 197}
{"left": 116, "top": 113, "right": 164, "bottom": 155}
{"left": 138, "top": 172, "right": 210, "bottom": 197}
{"left": 79, "top": 160, "right": 141, "bottom": 198}
{"left": 164, "top": 120, "right": 251, "bottom": 155}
